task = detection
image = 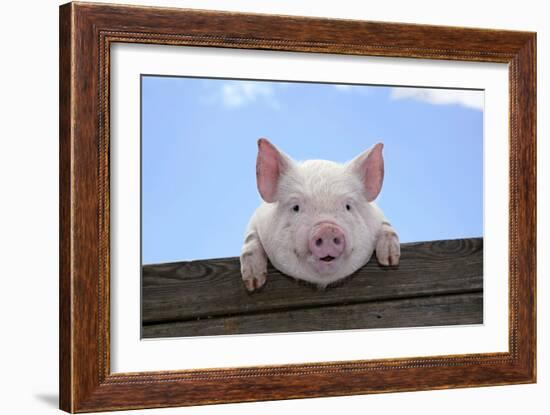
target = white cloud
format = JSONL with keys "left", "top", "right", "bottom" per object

{"left": 333, "top": 84, "right": 354, "bottom": 91}
{"left": 390, "top": 87, "right": 484, "bottom": 111}
{"left": 220, "top": 81, "right": 279, "bottom": 109}
{"left": 332, "top": 83, "right": 372, "bottom": 96}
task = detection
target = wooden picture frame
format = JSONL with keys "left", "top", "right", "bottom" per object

{"left": 59, "top": 2, "right": 536, "bottom": 412}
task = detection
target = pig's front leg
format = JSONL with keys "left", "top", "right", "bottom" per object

{"left": 240, "top": 230, "right": 268, "bottom": 292}
{"left": 375, "top": 221, "right": 401, "bottom": 266}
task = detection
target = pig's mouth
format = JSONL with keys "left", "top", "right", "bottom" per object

{"left": 309, "top": 254, "right": 343, "bottom": 274}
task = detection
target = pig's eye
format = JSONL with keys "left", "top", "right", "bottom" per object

{"left": 292, "top": 205, "right": 300, "bottom": 213}
{"left": 346, "top": 204, "right": 352, "bottom": 211}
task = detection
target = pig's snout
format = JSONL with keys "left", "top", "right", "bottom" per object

{"left": 309, "top": 223, "right": 346, "bottom": 261}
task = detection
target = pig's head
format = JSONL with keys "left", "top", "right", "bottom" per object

{"left": 256, "top": 138, "right": 385, "bottom": 286}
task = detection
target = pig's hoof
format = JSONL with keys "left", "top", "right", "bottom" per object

{"left": 242, "top": 272, "right": 267, "bottom": 292}
{"left": 376, "top": 229, "right": 400, "bottom": 267}
{"left": 240, "top": 249, "right": 268, "bottom": 292}
{"left": 241, "top": 256, "right": 267, "bottom": 292}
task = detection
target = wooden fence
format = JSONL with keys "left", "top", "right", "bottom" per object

{"left": 142, "top": 237, "right": 483, "bottom": 338}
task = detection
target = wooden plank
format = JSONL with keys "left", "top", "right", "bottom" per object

{"left": 142, "top": 238, "right": 483, "bottom": 325}
{"left": 143, "top": 292, "right": 483, "bottom": 338}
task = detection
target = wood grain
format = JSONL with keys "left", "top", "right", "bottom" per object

{"left": 59, "top": 2, "right": 536, "bottom": 413}
{"left": 141, "top": 238, "right": 483, "bottom": 337}
{"left": 143, "top": 292, "right": 483, "bottom": 337}
{"left": 59, "top": 4, "right": 73, "bottom": 411}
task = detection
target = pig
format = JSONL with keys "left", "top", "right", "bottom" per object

{"left": 240, "top": 138, "right": 400, "bottom": 291}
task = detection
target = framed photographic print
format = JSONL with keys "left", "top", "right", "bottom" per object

{"left": 59, "top": 2, "right": 536, "bottom": 412}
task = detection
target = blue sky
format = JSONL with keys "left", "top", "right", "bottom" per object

{"left": 141, "top": 76, "right": 483, "bottom": 264}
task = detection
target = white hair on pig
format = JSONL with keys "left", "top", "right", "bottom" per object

{"left": 240, "top": 138, "right": 400, "bottom": 291}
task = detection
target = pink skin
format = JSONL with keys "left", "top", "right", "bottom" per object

{"left": 241, "top": 138, "right": 400, "bottom": 290}
{"left": 308, "top": 222, "right": 346, "bottom": 273}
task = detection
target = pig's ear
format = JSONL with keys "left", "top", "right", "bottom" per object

{"left": 348, "top": 143, "right": 384, "bottom": 202}
{"left": 256, "top": 138, "right": 291, "bottom": 203}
